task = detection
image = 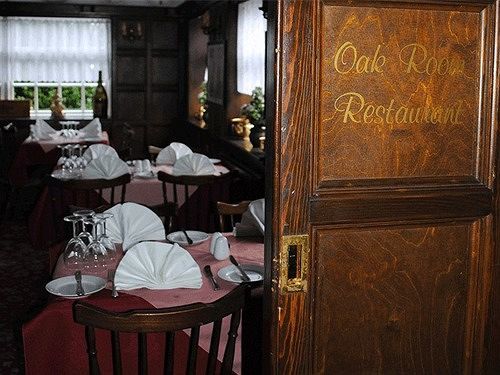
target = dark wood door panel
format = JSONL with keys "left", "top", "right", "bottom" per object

{"left": 310, "top": 184, "right": 492, "bottom": 224}
{"left": 315, "top": 2, "right": 496, "bottom": 187}
{"left": 312, "top": 221, "right": 486, "bottom": 374}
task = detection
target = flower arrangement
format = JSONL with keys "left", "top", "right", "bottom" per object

{"left": 240, "top": 87, "right": 265, "bottom": 125}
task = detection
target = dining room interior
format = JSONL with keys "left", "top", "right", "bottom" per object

{"left": 3, "top": 0, "right": 500, "bottom": 374}
{"left": 0, "top": 0, "right": 267, "bottom": 374}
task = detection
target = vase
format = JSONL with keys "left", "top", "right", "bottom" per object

{"left": 231, "top": 117, "right": 254, "bottom": 141}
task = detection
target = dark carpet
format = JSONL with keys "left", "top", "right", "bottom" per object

{"left": 0, "top": 218, "right": 49, "bottom": 375}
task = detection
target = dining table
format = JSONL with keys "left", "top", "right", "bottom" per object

{"left": 28, "top": 163, "right": 231, "bottom": 251}
{"left": 23, "top": 233, "right": 264, "bottom": 375}
{"left": 9, "top": 131, "right": 109, "bottom": 187}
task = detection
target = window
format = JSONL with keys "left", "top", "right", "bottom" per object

{"left": 0, "top": 17, "right": 111, "bottom": 119}
{"left": 237, "top": 0, "right": 266, "bottom": 95}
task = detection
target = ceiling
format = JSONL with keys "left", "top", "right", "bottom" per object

{"left": 4, "top": 0, "right": 187, "bottom": 7}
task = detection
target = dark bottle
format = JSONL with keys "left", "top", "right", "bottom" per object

{"left": 93, "top": 70, "right": 108, "bottom": 119}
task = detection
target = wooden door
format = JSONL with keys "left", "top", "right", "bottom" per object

{"left": 266, "top": 0, "right": 500, "bottom": 373}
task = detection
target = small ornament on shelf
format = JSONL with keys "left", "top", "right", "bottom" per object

{"left": 50, "top": 93, "right": 65, "bottom": 120}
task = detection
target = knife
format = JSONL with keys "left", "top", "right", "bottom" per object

{"left": 229, "top": 255, "right": 251, "bottom": 282}
{"left": 182, "top": 230, "right": 193, "bottom": 245}
{"left": 203, "top": 265, "right": 220, "bottom": 291}
{"left": 75, "top": 270, "right": 85, "bottom": 296}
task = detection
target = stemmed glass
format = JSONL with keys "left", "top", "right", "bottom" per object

{"left": 95, "top": 212, "right": 117, "bottom": 261}
{"left": 84, "top": 215, "right": 109, "bottom": 269}
{"left": 74, "top": 144, "right": 87, "bottom": 176}
{"left": 62, "top": 215, "right": 88, "bottom": 269}
{"left": 73, "top": 209, "right": 95, "bottom": 247}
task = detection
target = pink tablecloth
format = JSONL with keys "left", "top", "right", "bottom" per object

{"left": 9, "top": 132, "right": 109, "bottom": 187}
{"left": 23, "top": 235, "right": 264, "bottom": 375}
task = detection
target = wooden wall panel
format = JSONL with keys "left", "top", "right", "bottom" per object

{"left": 116, "top": 57, "right": 146, "bottom": 85}
{"left": 151, "top": 57, "right": 178, "bottom": 85}
{"left": 152, "top": 21, "right": 178, "bottom": 49}
{"left": 112, "top": 18, "right": 182, "bottom": 157}
{"left": 150, "top": 92, "right": 178, "bottom": 122}
{"left": 114, "top": 92, "right": 145, "bottom": 121}
{"left": 318, "top": 5, "right": 484, "bottom": 184}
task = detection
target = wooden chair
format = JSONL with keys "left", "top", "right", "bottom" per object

{"left": 148, "top": 145, "right": 162, "bottom": 162}
{"left": 47, "top": 173, "right": 131, "bottom": 242}
{"left": 216, "top": 201, "right": 251, "bottom": 232}
{"left": 157, "top": 170, "right": 233, "bottom": 232}
{"left": 73, "top": 283, "right": 249, "bottom": 375}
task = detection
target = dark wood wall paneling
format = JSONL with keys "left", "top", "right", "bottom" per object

{"left": 112, "top": 17, "right": 186, "bottom": 158}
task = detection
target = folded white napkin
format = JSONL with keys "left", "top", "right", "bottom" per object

{"left": 79, "top": 118, "right": 102, "bottom": 138}
{"left": 134, "top": 159, "right": 153, "bottom": 177}
{"left": 81, "top": 155, "right": 129, "bottom": 180}
{"left": 156, "top": 142, "right": 192, "bottom": 165}
{"left": 171, "top": 153, "right": 217, "bottom": 176}
{"left": 83, "top": 144, "right": 118, "bottom": 162}
{"left": 104, "top": 202, "right": 165, "bottom": 251}
{"left": 30, "top": 119, "right": 57, "bottom": 140}
{"left": 234, "top": 198, "right": 265, "bottom": 237}
{"left": 114, "top": 241, "right": 202, "bottom": 290}
{"left": 210, "top": 233, "right": 230, "bottom": 260}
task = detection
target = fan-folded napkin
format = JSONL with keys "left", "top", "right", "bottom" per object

{"left": 83, "top": 144, "right": 118, "bottom": 162}
{"left": 133, "top": 159, "right": 153, "bottom": 176}
{"left": 234, "top": 198, "right": 265, "bottom": 237}
{"left": 104, "top": 202, "right": 165, "bottom": 251}
{"left": 115, "top": 241, "right": 202, "bottom": 290}
{"left": 81, "top": 155, "right": 129, "bottom": 180}
{"left": 30, "top": 119, "right": 57, "bottom": 140}
{"left": 79, "top": 118, "right": 102, "bottom": 138}
{"left": 171, "top": 153, "right": 217, "bottom": 176}
{"left": 156, "top": 142, "right": 192, "bottom": 165}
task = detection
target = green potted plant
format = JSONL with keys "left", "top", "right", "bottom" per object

{"left": 240, "top": 87, "right": 265, "bottom": 147}
{"left": 240, "top": 86, "right": 265, "bottom": 126}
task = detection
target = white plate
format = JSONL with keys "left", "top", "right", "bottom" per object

{"left": 45, "top": 275, "right": 106, "bottom": 299}
{"left": 217, "top": 264, "right": 264, "bottom": 283}
{"left": 167, "top": 230, "right": 209, "bottom": 246}
{"left": 50, "top": 169, "right": 81, "bottom": 180}
{"left": 209, "top": 158, "right": 221, "bottom": 164}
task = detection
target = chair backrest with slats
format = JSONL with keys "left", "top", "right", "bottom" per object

{"left": 73, "top": 283, "right": 248, "bottom": 375}
{"left": 216, "top": 201, "right": 251, "bottom": 232}
{"left": 47, "top": 173, "right": 131, "bottom": 242}
{"left": 157, "top": 170, "right": 233, "bottom": 232}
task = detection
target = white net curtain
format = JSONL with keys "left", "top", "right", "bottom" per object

{"left": 0, "top": 17, "right": 110, "bottom": 98}
{"left": 237, "top": 0, "right": 266, "bottom": 96}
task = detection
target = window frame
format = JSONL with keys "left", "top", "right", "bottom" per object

{"left": 11, "top": 81, "right": 102, "bottom": 119}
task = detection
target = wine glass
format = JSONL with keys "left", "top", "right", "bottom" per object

{"left": 56, "top": 144, "right": 67, "bottom": 168}
{"left": 84, "top": 216, "right": 109, "bottom": 269}
{"left": 95, "top": 212, "right": 117, "bottom": 261}
{"left": 73, "top": 209, "right": 95, "bottom": 247}
{"left": 62, "top": 215, "right": 88, "bottom": 269}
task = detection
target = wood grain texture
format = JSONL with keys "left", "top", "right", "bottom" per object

{"left": 318, "top": 4, "right": 486, "bottom": 182}
{"left": 272, "top": 0, "right": 316, "bottom": 374}
{"left": 310, "top": 184, "right": 492, "bottom": 224}
{"left": 271, "top": 0, "right": 499, "bottom": 374}
{"left": 313, "top": 223, "right": 473, "bottom": 374}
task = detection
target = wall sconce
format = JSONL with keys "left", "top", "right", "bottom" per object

{"left": 121, "top": 21, "right": 143, "bottom": 41}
